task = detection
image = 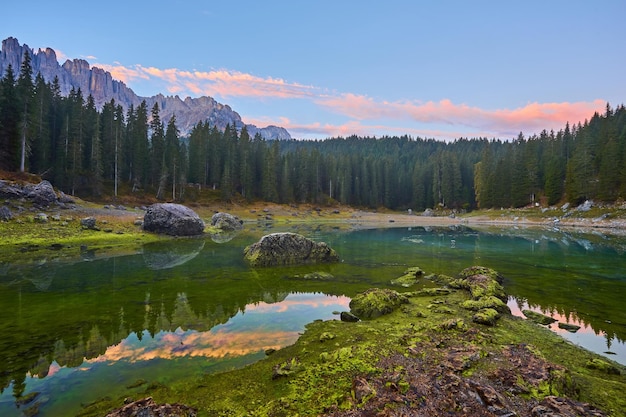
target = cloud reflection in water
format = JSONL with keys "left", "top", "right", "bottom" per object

{"left": 89, "top": 292, "right": 350, "bottom": 365}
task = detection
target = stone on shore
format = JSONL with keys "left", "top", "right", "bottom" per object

{"left": 143, "top": 203, "right": 205, "bottom": 236}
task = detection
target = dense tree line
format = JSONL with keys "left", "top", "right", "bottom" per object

{"left": 1, "top": 53, "right": 625, "bottom": 210}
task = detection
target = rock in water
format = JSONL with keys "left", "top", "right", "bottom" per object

{"left": 143, "top": 203, "right": 205, "bottom": 236}
{"left": 243, "top": 232, "right": 339, "bottom": 267}
{"left": 211, "top": 212, "right": 243, "bottom": 231}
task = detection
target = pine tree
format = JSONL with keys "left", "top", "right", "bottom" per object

{"left": 17, "top": 50, "right": 34, "bottom": 172}
{"left": 29, "top": 74, "right": 51, "bottom": 174}
{"left": 0, "top": 65, "right": 20, "bottom": 170}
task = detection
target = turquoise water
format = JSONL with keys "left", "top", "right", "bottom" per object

{"left": 0, "top": 224, "right": 624, "bottom": 416}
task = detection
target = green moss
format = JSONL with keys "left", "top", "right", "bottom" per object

{"left": 390, "top": 267, "right": 424, "bottom": 287}
{"left": 349, "top": 288, "right": 409, "bottom": 319}
{"left": 412, "top": 288, "right": 452, "bottom": 297}
{"left": 586, "top": 358, "right": 621, "bottom": 375}
{"left": 472, "top": 308, "right": 500, "bottom": 325}
{"left": 462, "top": 295, "right": 509, "bottom": 312}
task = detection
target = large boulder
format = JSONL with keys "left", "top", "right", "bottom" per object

{"left": 24, "top": 180, "right": 57, "bottom": 206}
{"left": 211, "top": 212, "right": 243, "bottom": 231}
{"left": 143, "top": 203, "right": 205, "bottom": 236}
{"left": 243, "top": 232, "right": 339, "bottom": 267}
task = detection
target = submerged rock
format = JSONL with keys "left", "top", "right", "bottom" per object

{"left": 349, "top": 288, "right": 409, "bottom": 319}
{"left": 143, "top": 203, "right": 205, "bottom": 236}
{"left": 243, "top": 232, "right": 339, "bottom": 267}
{"left": 522, "top": 309, "right": 557, "bottom": 325}
{"left": 558, "top": 322, "right": 581, "bottom": 333}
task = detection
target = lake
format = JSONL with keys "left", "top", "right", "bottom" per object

{"left": 1, "top": 223, "right": 625, "bottom": 416}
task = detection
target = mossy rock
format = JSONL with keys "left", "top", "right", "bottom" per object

{"left": 472, "top": 308, "right": 500, "bottom": 326}
{"left": 455, "top": 266, "right": 507, "bottom": 301}
{"left": 412, "top": 288, "right": 452, "bottom": 297}
{"left": 391, "top": 266, "right": 424, "bottom": 287}
{"left": 585, "top": 358, "right": 621, "bottom": 375}
{"left": 522, "top": 309, "right": 557, "bottom": 325}
{"left": 461, "top": 295, "right": 510, "bottom": 313}
{"left": 243, "top": 232, "right": 340, "bottom": 267}
{"left": 349, "top": 288, "right": 409, "bottom": 319}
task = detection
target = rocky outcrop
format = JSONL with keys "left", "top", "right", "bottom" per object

{"left": 24, "top": 180, "right": 57, "bottom": 206}
{"left": 0, "top": 179, "right": 58, "bottom": 207}
{"left": 0, "top": 37, "right": 292, "bottom": 139}
{"left": 143, "top": 203, "right": 205, "bottom": 236}
{"left": 211, "top": 212, "right": 243, "bottom": 231}
{"left": 243, "top": 232, "right": 339, "bottom": 267}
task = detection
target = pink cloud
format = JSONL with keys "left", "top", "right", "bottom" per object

{"left": 94, "top": 63, "right": 317, "bottom": 100}
{"left": 317, "top": 94, "right": 607, "bottom": 137}
{"left": 94, "top": 63, "right": 150, "bottom": 83}
{"left": 93, "top": 60, "right": 607, "bottom": 140}
{"left": 245, "top": 116, "right": 496, "bottom": 140}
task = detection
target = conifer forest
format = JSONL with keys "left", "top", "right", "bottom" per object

{"left": 1, "top": 54, "right": 625, "bottom": 211}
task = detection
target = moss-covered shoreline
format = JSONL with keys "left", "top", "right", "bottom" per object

{"left": 2, "top": 187, "right": 625, "bottom": 415}
{"left": 78, "top": 266, "right": 626, "bottom": 417}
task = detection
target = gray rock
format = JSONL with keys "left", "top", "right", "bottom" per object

{"left": 0, "top": 206, "right": 12, "bottom": 221}
{"left": 143, "top": 203, "right": 205, "bottom": 236}
{"left": 58, "top": 191, "right": 74, "bottom": 204}
{"left": 211, "top": 212, "right": 243, "bottom": 231}
{"left": 576, "top": 200, "right": 593, "bottom": 212}
{"left": 80, "top": 217, "right": 97, "bottom": 229}
{"left": 25, "top": 180, "right": 57, "bottom": 206}
{"left": 0, "top": 180, "right": 24, "bottom": 199}
{"left": 243, "top": 232, "right": 339, "bottom": 267}
{"left": 422, "top": 208, "right": 434, "bottom": 217}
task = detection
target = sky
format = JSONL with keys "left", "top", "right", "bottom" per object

{"left": 2, "top": 0, "right": 625, "bottom": 140}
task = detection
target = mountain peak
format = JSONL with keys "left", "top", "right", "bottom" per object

{"left": 0, "top": 37, "right": 291, "bottom": 140}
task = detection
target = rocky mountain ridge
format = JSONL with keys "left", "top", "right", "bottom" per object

{"left": 0, "top": 37, "right": 291, "bottom": 139}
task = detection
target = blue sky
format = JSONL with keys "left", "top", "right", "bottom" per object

{"left": 3, "top": 0, "right": 624, "bottom": 140}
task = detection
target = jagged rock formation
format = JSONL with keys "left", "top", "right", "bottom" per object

{"left": 0, "top": 37, "right": 291, "bottom": 139}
